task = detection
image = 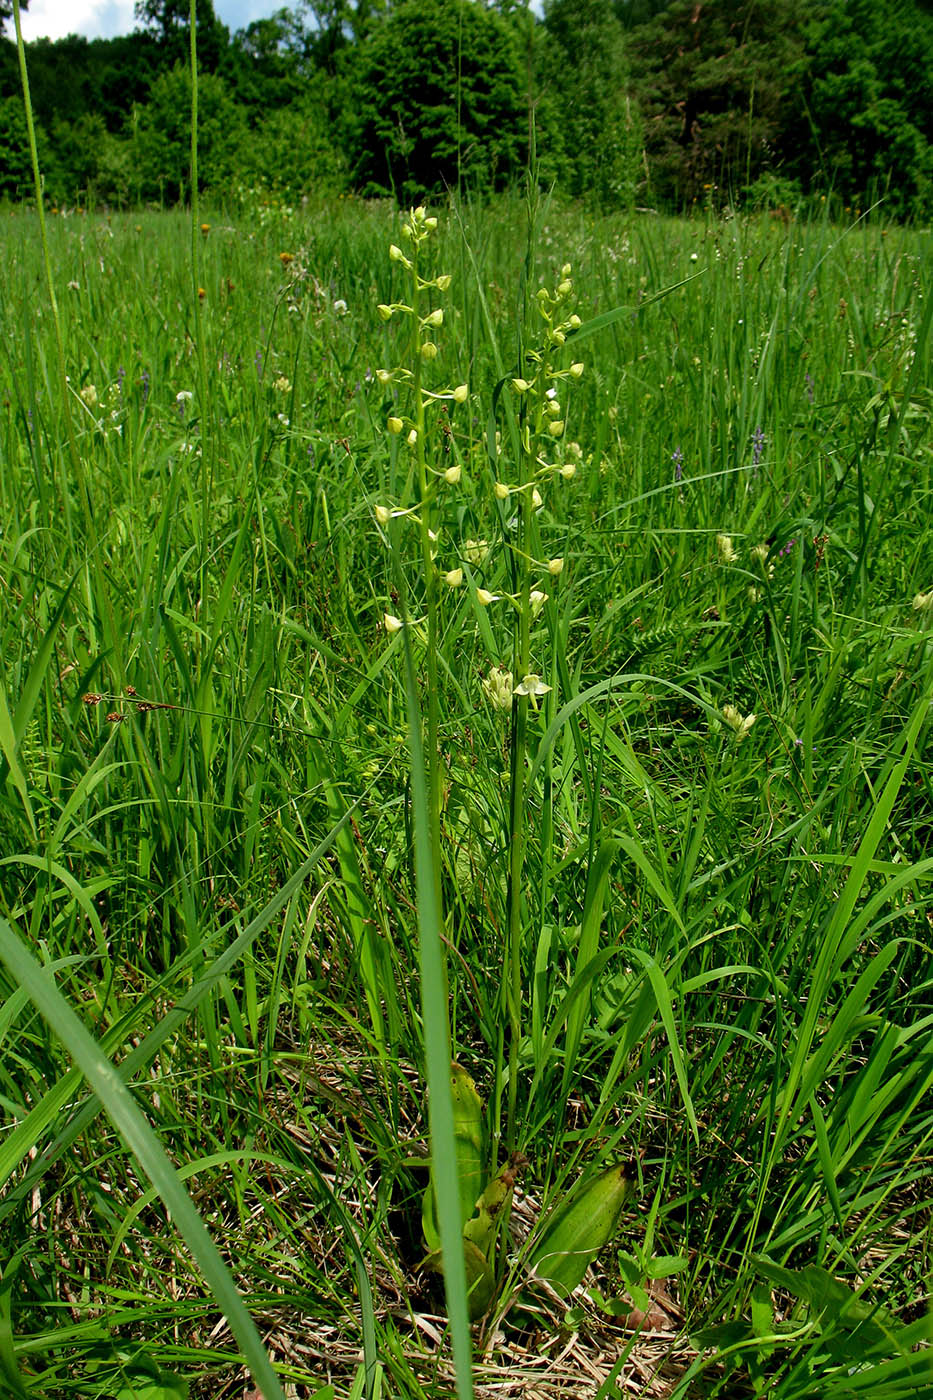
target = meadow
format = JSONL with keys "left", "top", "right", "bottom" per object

{"left": 0, "top": 190, "right": 931, "bottom": 1400}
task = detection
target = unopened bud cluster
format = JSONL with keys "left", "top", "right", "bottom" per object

{"left": 481, "top": 264, "right": 581, "bottom": 655}
{"left": 373, "top": 208, "right": 470, "bottom": 623}
{"left": 494, "top": 264, "right": 584, "bottom": 505}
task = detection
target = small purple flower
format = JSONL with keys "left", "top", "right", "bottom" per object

{"left": 141, "top": 369, "right": 150, "bottom": 402}
{"left": 752, "top": 426, "right": 765, "bottom": 468}
{"left": 781, "top": 539, "right": 796, "bottom": 557}
{"left": 672, "top": 446, "right": 684, "bottom": 481}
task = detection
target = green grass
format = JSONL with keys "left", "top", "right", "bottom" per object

{"left": 0, "top": 191, "right": 931, "bottom": 1400}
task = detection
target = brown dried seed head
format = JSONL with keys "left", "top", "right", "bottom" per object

{"left": 124, "top": 685, "right": 137, "bottom": 696}
{"left": 105, "top": 711, "right": 125, "bottom": 723}
{"left": 83, "top": 693, "right": 103, "bottom": 706}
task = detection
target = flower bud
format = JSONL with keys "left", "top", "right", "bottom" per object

{"left": 717, "top": 534, "right": 738, "bottom": 564}
{"left": 494, "top": 481, "right": 510, "bottom": 500}
{"left": 548, "top": 420, "right": 565, "bottom": 437}
{"left": 722, "top": 703, "right": 755, "bottom": 738}
{"left": 545, "top": 400, "right": 561, "bottom": 419}
{"left": 568, "top": 314, "right": 582, "bottom": 328}
{"left": 532, "top": 487, "right": 543, "bottom": 510}
{"left": 561, "top": 263, "right": 572, "bottom": 279}
{"left": 463, "top": 538, "right": 490, "bottom": 566}
{"left": 551, "top": 329, "right": 566, "bottom": 345}
{"left": 389, "top": 244, "right": 407, "bottom": 263}
{"left": 421, "top": 341, "right": 438, "bottom": 360}
{"left": 569, "top": 362, "right": 584, "bottom": 378}
{"left": 476, "top": 588, "right": 497, "bottom": 606}
{"left": 548, "top": 557, "right": 564, "bottom": 575}
{"left": 530, "top": 589, "right": 547, "bottom": 616}
{"left": 483, "top": 666, "right": 513, "bottom": 709}
{"left": 377, "top": 303, "right": 393, "bottom": 321}
{"left": 452, "top": 384, "right": 469, "bottom": 403}
{"left": 557, "top": 279, "right": 573, "bottom": 297}
{"left": 425, "top": 216, "right": 438, "bottom": 231}
{"left": 444, "top": 464, "right": 461, "bottom": 484}
{"left": 424, "top": 308, "right": 443, "bottom": 328}
{"left": 384, "top": 613, "right": 403, "bottom": 633}
{"left": 376, "top": 369, "right": 393, "bottom": 385}
{"left": 435, "top": 274, "right": 451, "bottom": 291}
{"left": 387, "top": 416, "right": 404, "bottom": 434}
{"left": 444, "top": 567, "right": 463, "bottom": 587}
{"left": 560, "top": 462, "right": 576, "bottom": 479}
{"left": 407, "top": 428, "right": 418, "bottom": 446}
{"left": 512, "top": 378, "right": 532, "bottom": 394}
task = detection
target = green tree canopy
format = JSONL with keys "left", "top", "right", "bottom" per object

{"left": 794, "top": 0, "right": 933, "bottom": 215}
{"left": 134, "top": 0, "right": 229, "bottom": 71}
{"left": 348, "top": 0, "right": 528, "bottom": 201}
{"left": 540, "top": 0, "right": 645, "bottom": 208}
{"left": 134, "top": 63, "right": 244, "bottom": 201}
{"left": 628, "top": 0, "right": 809, "bottom": 205}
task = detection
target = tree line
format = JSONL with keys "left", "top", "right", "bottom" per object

{"left": 1, "top": 0, "right": 931, "bottom": 217}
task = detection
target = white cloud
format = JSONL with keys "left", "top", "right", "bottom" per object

{"left": 17, "top": 0, "right": 136, "bottom": 41}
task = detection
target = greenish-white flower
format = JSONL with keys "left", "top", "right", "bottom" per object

{"left": 513, "top": 674, "right": 552, "bottom": 710}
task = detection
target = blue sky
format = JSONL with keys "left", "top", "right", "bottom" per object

{"left": 16, "top": 0, "right": 278, "bottom": 42}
